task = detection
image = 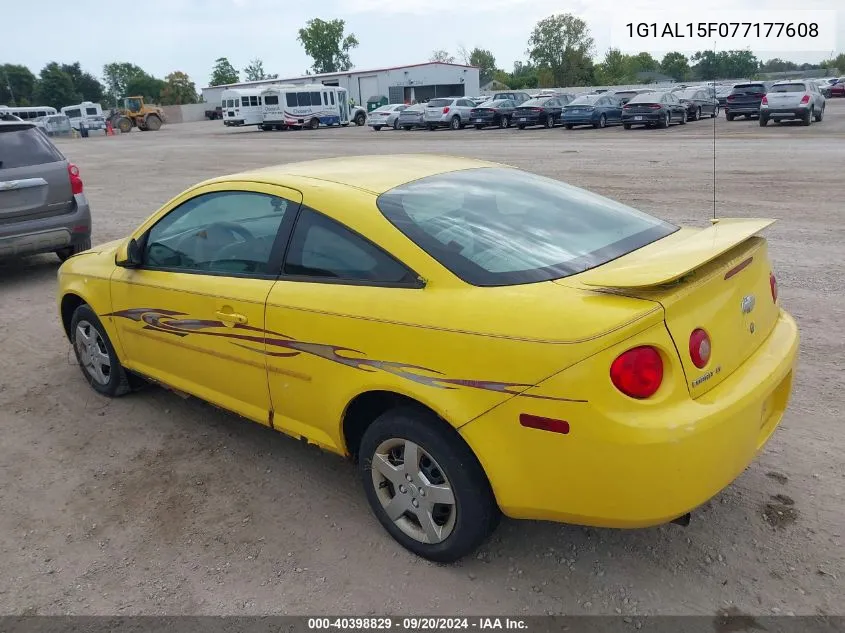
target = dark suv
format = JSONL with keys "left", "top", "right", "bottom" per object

{"left": 0, "top": 116, "right": 91, "bottom": 260}
{"left": 725, "top": 83, "right": 770, "bottom": 120}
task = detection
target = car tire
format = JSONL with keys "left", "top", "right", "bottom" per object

{"left": 309, "top": 118, "right": 320, "bottom": 130}
{"left": 450, "top": 116, "right": 460, "bottom": 130}
{"left": 712, "top": 106, "right": 719, "bottom": 118}
{"left": 564, "top": 124, "right": 573, "bottom": 130}
{"left": 359, "top": 406, "right": 500, "bottom": 563}
{"left": 544, "top": 115, "right": 554, "bottom": 129}
{"left": 694, "top": 107, "right": 701, "bottom": 121}
{"left": 428, "top": 124, "right": 437, "bottom": 131}
{"left": 402, "top": 126, "right": 412, "bottom": 131}
{"left": 803, "top": 108, "right": 812, "bottom": 126}
{"left": 814, "top": 106, "right": 824, "bottom": 122}
{"left": 623, "top": 123, "right": 631, "bottom": 129}
{"left": 355, "top": 113, "right": 366, "bottom": 126}
{"left": 594, "top": 114, "right": 606, "bottom": 129}
{"left": 393, "top": 119, "right": 400, "bottom": 130}
{"left": 659, "top": 111, "right": 670, "bottom": 128}
{"left": 726, "top": 113, "right": 734, "bottom": 121}
{"left": 517, "top": 124, "right": 525, "bottom": 129}
{"left": 70, "top": 304, "right": 132, "bottom": 398}
{"left": 373, "top": 126, "right": 382, "bottom": 131}
{"left": 759, "top": 116, "right": 769, "bottom": 127}
{"left": 679, "top": 110, "right": 687, "bottom": 125}
{"left": 475, "top": 125, "right": 484, "bottom": 130}
{"left": 56, "top": 237, "right": 91, "bottom": 262}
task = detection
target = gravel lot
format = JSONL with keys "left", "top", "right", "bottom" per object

{"left": 1, "top": 102, "right": 843, "bottom": 616}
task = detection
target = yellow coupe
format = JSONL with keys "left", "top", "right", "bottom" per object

{"left": 57, "top": 155, "right": 799, "bottom": 562}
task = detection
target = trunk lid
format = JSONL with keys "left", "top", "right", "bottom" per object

{"left": 766, "top": 90, "right": 805, "bottom": 108}
{"left": 0, "top": 125, "right": 73, "bottom": 224}
{"left": 563, "top": 219, "right": 780, "bottom": 398}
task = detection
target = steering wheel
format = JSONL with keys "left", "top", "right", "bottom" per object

{"left": 173, "top": 221, "right": 255, "bottom": 268}
{"left": 205, "top": 221, "right": 255, "bottom": 242}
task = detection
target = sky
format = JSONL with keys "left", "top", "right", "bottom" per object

{"left": 2, "top": 0, "right": 841, "bottom": 89}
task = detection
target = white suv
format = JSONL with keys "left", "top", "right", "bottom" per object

{"left": 423, "top": 97, "right": 476, "bottom": 130}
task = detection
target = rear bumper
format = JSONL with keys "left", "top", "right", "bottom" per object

{"left": 725, "top": 105, "right": 760, "bottom": 115}
{"left": 460, "top": 310, "right": 799, "bottom": 527}
{"left": 621, "top": 112, "right": 662, "bottom": 123}
{"left": 761, "top": 107, "right": 810, "bottom": 119}
{"left": 563, "top": 115, "right": 597, "bottom": 125}
{"left": 0, "top": 193, "right": 91, "bottom": 258}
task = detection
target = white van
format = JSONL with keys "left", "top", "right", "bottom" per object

{"left": 260, "top": 85, "right": 350, "bottom": 130}
{"left": 221, "top": 88, "right": 267, "bottom": 127}
{"left": 61, "top": 101, "right": 106, "bottom": 131}
{"left": 0, "top": 105, "right": 57, "bottom": 120}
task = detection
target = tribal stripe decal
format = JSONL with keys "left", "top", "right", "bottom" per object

{"left": 105, "top": 308, "right": 586, "bottom": 403}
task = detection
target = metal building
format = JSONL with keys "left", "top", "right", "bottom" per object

{"left": 201, "top": 62, "right": 480, "bottom": 107}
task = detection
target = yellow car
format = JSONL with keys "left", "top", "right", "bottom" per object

{"left": 57, "top": 155, "right": 799, "bottom": 562}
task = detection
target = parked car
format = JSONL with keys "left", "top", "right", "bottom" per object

{"left": 513, "top": 96, "right": 569, "bottom": 129}
{"left": 562, "top": 94, "right": 623, "bottom": 129}
{"left": 33, "top": 114, "right": 73, "bottom": 137}
{"left": 725, "top": 83, "right": 769, "bottom": 120}
{"left": 423, "top": 97, "right": 476, "bottom": 130}
{"left": 470, "top": 99, "right": 519, "bottom": 129}
{"left": 676, "top": 87, "right": 720, "bottom": 120}
{"left": 397, "top": 103, "right": 426, "bottom": 130}
{"left": 489, "top": 91, "right": 531, "bottom": 104}
{"left": 205, "top": 106, "right": 223, "bottom": 120}
{"left": 367, "top": 104, "right": 408, "bottom": 131}
{"left": 0, "top": 118, "right": 91, "bottom": 261}
{"left": 715, "top": 85, "right": 734, "bottom": 107}
{"left": 55, "top": 155, "right": 798, "bottom": 563}
{"left": 621, "top": 91, "right": 688, "bottom": 129}
{"left": 828, "top": 78, "right": 845, "bottom": 98}
{"left": 759, "top": 81, "right": 825, "bottom": 126}
{"left": 612, "top": 89, "right": 655, "bottom": 105}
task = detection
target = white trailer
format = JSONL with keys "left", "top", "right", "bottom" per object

{"left": 61, "top": 101, "right": 106, "bottom": 131}
{"left": 260, "top": 84, "right": 350, "bottom": 130}
{"left": 221, "top": 88, "right": 268, "bottom": 127}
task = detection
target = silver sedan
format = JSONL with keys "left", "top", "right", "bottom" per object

{"left": 367, "top": 104, "right": 408, "bottom": 131}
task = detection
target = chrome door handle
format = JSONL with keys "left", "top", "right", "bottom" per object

{"left": 215, "top": 310, "right": 248, "bottom": 325}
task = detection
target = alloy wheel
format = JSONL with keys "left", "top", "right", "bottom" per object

{"left": 75, "top": 320, "right": 111, "bottom": 385}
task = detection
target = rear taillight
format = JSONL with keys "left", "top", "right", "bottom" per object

{"left": 442, "top": 106, "right": 450, "bottom": 114}
{"left": 648, "top": 104, "right": 661, "bottom": 109}
{"left": 727, "top": 95, "right": 735, "bottom": 102}
{"left": 610, "top": 346, "right": 663, "bottom": 399}
{"left": 770, "top": 272, "right": 778, "bottom": 303}
{"left": 800, "top": 94, "right": 810, "bottom": 104}
{"left": 68, "top": 163, "right": 83, "bottom": 195}
{"left": 689, "top": 328, "right": 711, "bottom": 369}
{"left": 761, "top": 95, "right": 768, "bottom": 105}
{"left": 531, "top": 107, "right": 543, "bottom": 112}
{"left": 622, "top": 104, "right": 631, "bottom": 109}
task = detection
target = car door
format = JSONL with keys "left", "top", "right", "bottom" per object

{"left": 606, "top": 96, "right": 622, "bottom": 122}
{"left": 109, "top": 183, "right": 301, "bottom": 425}
{"left": 263, "top": 206, "right": 424, "bottom": 452}
{"left": 457, "top": 99, "right": 474, "bottom": 120}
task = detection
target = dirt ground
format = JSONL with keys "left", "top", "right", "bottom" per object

{"left": 1, "top": 102, "right": 843, "bottom": 616}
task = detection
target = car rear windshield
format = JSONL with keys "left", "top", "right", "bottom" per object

{"left": 427, "top": 99, "right": 451, "bottom": 108}
{"left": 627, "top": 93, "right": 663, "bottom": 104}
{"left": 770, "top": 83, "right": 807, "bottom": 92}
{"left": 732, "top": 84, "right": 766, "bottom": 94}
{"left": 376, "top": 167, "right": 677, "bottom": 287}
{"left": 568, "top": 95, "right": 600, "bottom": 105}
{"left": 0, "top": 126, "right": 64, "bottom": 169}
{"left": 520, "top": 98, "right": 550, "bottom": 107}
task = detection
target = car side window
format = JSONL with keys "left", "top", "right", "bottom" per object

{"left": 143, "top": 191, "right": 291, "bottom": 277}
{"left": 283, "top": 208, "right": 417, "bottom": 285}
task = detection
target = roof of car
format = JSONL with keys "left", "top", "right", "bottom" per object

{"left": 208, "top": 155, "right": 508, "bottom": 195}
{"left": 0, "top": 114, "right": 33, "bottom": 126}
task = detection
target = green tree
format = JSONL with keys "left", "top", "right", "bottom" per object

{"left": 660, "top": 52, "right": 690, "bottom": 82}
{"left": 160, "top": 71, "right": 198, "bottom": 105}
{"left": 0, "top": 64, "right": 37, "bottom": 106}
{"left": 125, "top": 74, "right": 166, "bottom": 102}
{"left": 821, "top": 53, "right": 845, "bottom": 73}
{"left": 594, "top": 48, "right": 631, "bottom": 85}
{"left": 722, "top": 50, "right": 759, "bottom": 78}
{"left": 103, "top": 62, "right": 147, "bottom": 104}
{"left": 210, "top": 57, "right": 239, "bottom": 86}
{"left": 243, "top": 58, "right": 277, "bottom": 82}
{"left": 527, "top": 13, "right": 594, "bottom": 87}
{"left": 469, "top": 48, "right": 497, "bottom": 84}
{"left": 34, "top": 63, "right": 80, "bottom": 110}
{"left": 297, "top": 18, "right": 359, "bottom": 74}
{"left": 628, "top": 52, "right": 658, "bottom": 74}
{"left": 690, "top": 50, "right": 720, "bottom": 80}
{"left": 430, "top": 49, "right": 455, "bottom": 63}
{"left": 761, "top": 58, "right": 797, "bottom": 73}
{"left": 60, "top": 62, "right": 104, "bottom": 102}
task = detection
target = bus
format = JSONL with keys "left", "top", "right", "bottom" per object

{"left": 61, "top": 101, "right": 107, "bottom": 131}
{"left": 260, "top": 84, "right": 350, "bottom": 130}
{"left": 0, "top": 105, "right": 58, "bottom": 120}
{"left": 221, "top": 88, "right": 270, "bottom": 127}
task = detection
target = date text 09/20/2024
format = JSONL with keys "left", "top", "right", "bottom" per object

{"left": 307, "top": 617, "right": 527, "bottom": 630}
{"left": 625, "top": 22, "right": 819, "bottom": 39}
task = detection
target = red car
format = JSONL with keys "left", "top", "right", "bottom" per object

{"left": 829, "top": 78, "right": 845, "bottom": 98}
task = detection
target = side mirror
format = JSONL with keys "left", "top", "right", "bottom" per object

{"left": 115, "top": 237, "right": 142, "bottom": 268}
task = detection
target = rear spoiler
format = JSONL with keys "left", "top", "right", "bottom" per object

{"left": 576, "top": 218, "right": 776, "bottom": 289}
